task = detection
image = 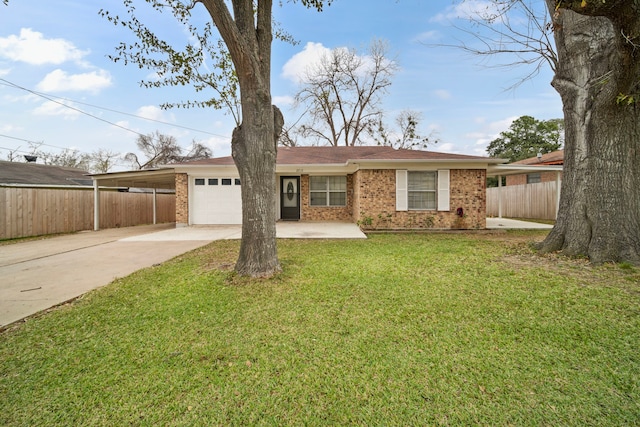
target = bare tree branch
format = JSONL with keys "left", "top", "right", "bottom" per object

{"left": 430, "top": 0, "right": 557, "bottom": 89}
{"left": 293, "top": 39, "right": 397, "bottom": 146}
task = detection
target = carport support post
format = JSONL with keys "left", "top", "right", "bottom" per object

{"left": 93, "top": 179, "right": 100, "bottom": 231}
{"left": 555, "top": 171, "right": 561, "bottom": 219}
{"left": 498, "top": 175, "right": 503, "bottom": 219}
{"left": 152, "top": 188, "right": 157, "bottom": 225}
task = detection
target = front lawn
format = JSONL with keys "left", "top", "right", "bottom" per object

{"left": 1, "top": 232, "right": 639, "bottom": 426}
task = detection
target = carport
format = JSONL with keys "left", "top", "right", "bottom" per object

{"left": 486, "top": 164, "right": 563, "bottom": 219}
{"left": 90, "top": 168, "right": 177, "bottom": 231}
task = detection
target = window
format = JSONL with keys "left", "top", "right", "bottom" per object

{"left": 408, "top": 171, "right": 436, "bottom": 210}
{"left": 235, "top": 178, "right": 241, "bottom": 186}
{"left": 208, "top": 178, "right": 218, "bottom": 185}
{"left": 221, "top": 178, "right": 232, "bottom": 186}
{"left": 195, "top": 178, "right": 205, "bottom": 186}
{"left": 310, "top": 176, "right": 347, "bottom": 207}
{"left": 527, "top": 173, "right": 541, "bottom": 184}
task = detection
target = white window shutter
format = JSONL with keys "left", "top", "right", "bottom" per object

{"left": 437, "top": 170, "right": 450, "bottom": 211}
{"left": 396, "top": 169, "right": 408, "bottom": 211}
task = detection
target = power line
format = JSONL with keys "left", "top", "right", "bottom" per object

{"left": 0, "top": 134, "right": 43, "bottom": 145}
{"left": 1, "top": 78, "right": 148, "bottom": 139}
{"left": 0, "top": 78, "right": 232, "bottom": 140}
{"left": 0, "top": 134, "right": 92, "bottom": 153}
{"left": 0, "top": 144, "right": 132, "bottom": 169}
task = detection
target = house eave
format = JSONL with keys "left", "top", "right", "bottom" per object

{"left": 487, "top": 164, "right": 564, "bottom": 177}
{"left": 90, "top": 167, "right": 176, "bottom": 189}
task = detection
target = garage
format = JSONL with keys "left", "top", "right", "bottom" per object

{"left": 190, "top": 176, "right": 243, "bottom": 224}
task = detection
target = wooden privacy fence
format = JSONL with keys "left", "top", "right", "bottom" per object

{"left": 486, "top": 181, "right": 560, "bottom": 220}
{"left": 1, "top": 187, "right": 175, "bottom": 240}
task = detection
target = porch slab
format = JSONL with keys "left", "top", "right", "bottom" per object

{"left": 120, "top": 221, "right": 367, "bottom": 241}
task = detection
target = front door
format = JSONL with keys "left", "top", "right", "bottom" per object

{"left": 280, "top": 176, "right": 300, "bottom": 220}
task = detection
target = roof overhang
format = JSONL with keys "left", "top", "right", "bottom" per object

{"left": 487, "top": 164, "right": 563, "bottom": 177}
{"left": 87, "top": 158, "right": 523, "bottom": 186}
{"left": 89, "top": 168, "right": 176, "bottom": 189}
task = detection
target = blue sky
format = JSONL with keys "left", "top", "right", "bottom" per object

{"left": 0, "top": 0, "right": 561, "bottom": 170}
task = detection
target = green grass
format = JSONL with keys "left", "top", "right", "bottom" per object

{"left": 1, "top": 231, "right": 639, "bottom": 426}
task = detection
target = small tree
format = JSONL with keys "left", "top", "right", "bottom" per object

{"left": 125, "top": 131, "right": 211, "bottom": 169}
{"left": 28, "top": 143, "right": 91, "bottom": 170}
{"left": 486, "top": 115, "right": 563, "bottom": 162}
{"left": 90, "top": 149, "right": 121, "bottom": 173}
{"left": 294, "top": 39, "right": 397, "bottom": 146}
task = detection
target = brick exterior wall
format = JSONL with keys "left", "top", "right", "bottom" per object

{"left": 175, "top": 173, "right": 189, "bottom": 226}
{"left": 506, "top": 171, "right": 563, "bottom": 186}
{"left": 299, "top": 174, "right": 354, "bottom": 221}
{"left": 353, "top": 169, "right": 486, "bottom": 230}
{"left": 179, "top": 168, "right": 487, "bottom": 229}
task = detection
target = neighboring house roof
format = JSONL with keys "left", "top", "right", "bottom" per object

{"left": 0, "top": 160, "right": 92, "bottom": 186}
{"left": 511, "top": 149, "right": 564, "bottom": 166}
{"left": 174, "top": 146, "right": 503, "bottom": 167}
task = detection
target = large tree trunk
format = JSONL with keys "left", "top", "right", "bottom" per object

{"left": 203, "top": 0, "right": 282, "bottom": 277}
{"left": 539, "top": 3, "right": 640, "bottom": 265}
{"left": 231, "top": 95, "right": 282, "bottom": 277}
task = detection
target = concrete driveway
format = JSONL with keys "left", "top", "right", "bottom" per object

{"left": 0, "top": 222, "right": 366, "bottom": 328}
{"left": 1, "top": 219, "right": 548, "bottom": 328}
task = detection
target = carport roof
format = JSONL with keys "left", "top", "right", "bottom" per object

{"left": 90, "top": 167, "right": 176, "bottom": 189}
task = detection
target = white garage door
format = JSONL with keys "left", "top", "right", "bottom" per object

{"left": 191, "top": 177, "right": 242, "bottom": 224}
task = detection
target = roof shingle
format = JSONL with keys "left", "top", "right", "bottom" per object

{"left": 0, "top": 161, "right": 91, "bottom": 186}
{"left": 174, "top": 146, "right": 494, "bottom": 166}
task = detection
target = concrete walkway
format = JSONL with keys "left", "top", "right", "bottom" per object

{"left": 121, "top": 221, "right": 367, "bottom": 241}
{"left": 486, "top": 217, "right": 554, "bottom": 229}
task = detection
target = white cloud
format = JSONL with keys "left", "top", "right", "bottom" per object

{"left": 272, "top": 95, "right": 295, "bottom": 107}
{"left": 434, "top": 89, "right": 452, "bottom": 100}
{"left": 0, "top": 123, "right": 21, "bottom": 133}
{"left": 136, "top": 105, "right": 174, "bottom": 122}
{"left": 413, "top": 30, "right": 440, "bottom": 43}
{"left": 201, "top": 135, "right": 231, "bottom": 157}
{"left": 0, "top": 28, "right": 89, "bottom": 65}
{"left": 465, "top": 116, "right": 518, "bottom": 151}
{"left": 431, "top": 1, "right": 501, "bottom": 23}
{"left": 437, "top": 142, "right": 456, "bottom": 153}
{"left": 281, "top": 42, "right": 332, "bottom": 83}
{"left": 281, "top": 41, "right": 393, "bottom": 85}
{"left": 32, "top": 100, "right": 80, "bottom": 119}
{"left": 0, "top": 69, "right": 11, "bottom": 78}
{"left": 36, "top": 69, "right": 112, "bottom": 94}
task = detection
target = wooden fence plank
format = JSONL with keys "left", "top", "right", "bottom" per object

{"left": 0, "top": 187, "right": 176, "bottom": 240}
{"left": 487, "top": 181, "right": 559, "bottom": 220}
